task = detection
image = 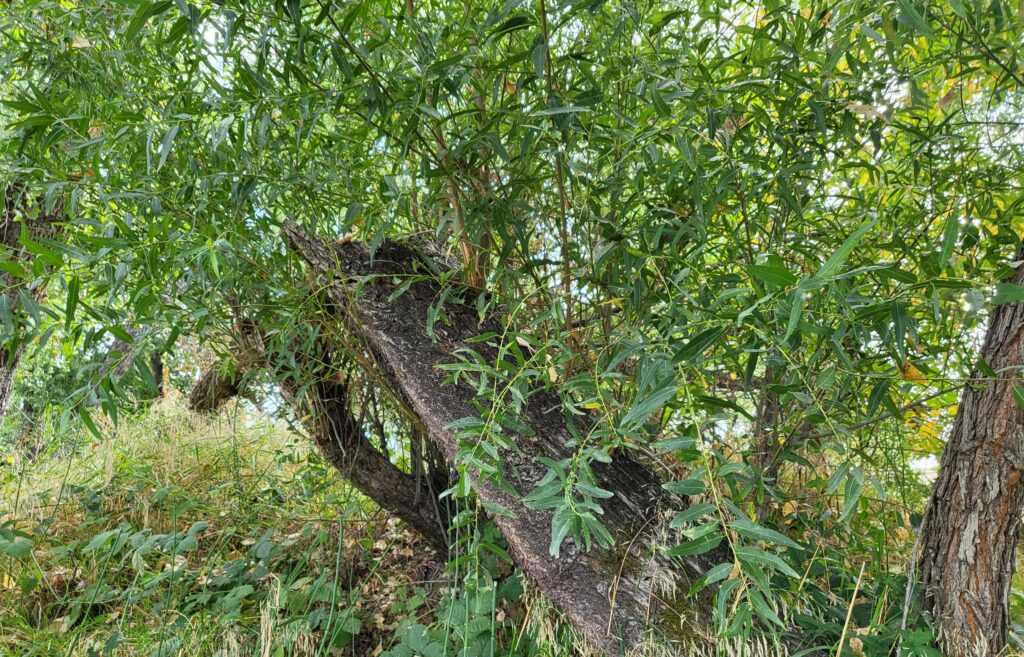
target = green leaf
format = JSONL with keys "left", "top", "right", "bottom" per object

{"left": 125, "top": 1, "right": 174, "bottom": 41}
{"left": 575, "top": 481, "right": 614, "bottom": 499}
{"left": 3, "top": 537, "right": 32, "bottom": 559}
{"left": 897, "top": 0, "right": 935, "bottom": 39}
{"left": 651, "top": 84, "right": 670, "bottom": 117}
{"left": 689, "top": 561, "right": 733, "bottom": 595}
{"left": 748, "top": 264, "right": 797, "bottom": 287}
{"left": 620, "top": 383, "right": 676, "bottom": 429}
{"left": 748, "top": 589, "right": 785, "bottom": 627}
{"left": 809, "top": 219, "right": 877, "bottom": 284}
{"left": 840, "top": 473, "right": 863, "bottom": 523}
{"left": 531, "top": 42, "right": 547, "bottom": 79}
{"left": 64, "top": 275, "right": 79, "bottom": 330}
{"left": 549, "top": 508, "right": 572, "bottom": 558}
{"left": 157, "top": 124, "right": 179, "bottom": 171}
{"left": 734, "top": 545, "right": 799, "bottom": 579}
{"left": 939, "top": 214, "right": 959, "bottom": 268}
{"left": 866, "top": 379, "right": 890, "bottom": 419}
{"left": 108, "top": 326, "right": 135, "bottom": 344}
{"left": 455, "top": 466, "right": 472, "bottom": 497}
{"left": 674, "top": 327, "right": 725, "bottom": 364}
{"left": 993, "top": 283, "right": 1024, "bottom": 305}
{"left": 784, "top": 290, "right": 805, "bottom": 340}
{"left": 666, "top": 533, "right": 722, "bottom": 557}
{"left": 670, "top": 503, "right": 716, "bottom": 527}
{"left": 730, "top": 518, "right": 803, "bottom": 550}
{"left": 533, "top": 106, "right": 589, "bottom": 117}
{"left": 1014, "top": 385, "right": 1024, "bottom": 411}
{"left": 663, "top": 476, "right": 707, "bottom": 496}
{"left": 81, "top": 407, "right": 102, "bottom": 441}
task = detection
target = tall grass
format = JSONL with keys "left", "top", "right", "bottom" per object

{"left": 0, "top": 399, "right": 459, "bottom": 657}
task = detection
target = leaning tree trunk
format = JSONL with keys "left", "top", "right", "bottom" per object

{"left": 0, "top": 183, "right": 59, "bottom": 419}
{"left": 918, "top": 246, "right": 1024, "bottom": 656}
{"left": 188, "top": 335, "right": 452, "bottom": 551}
{"left": 282, "top": 222, "right": 725, "bottom": 654}
{"left": 279, "top": 366, "right": 451, "bottom": 551}
{"left": 188, "top": 364, "right": 243, "bottom": 413}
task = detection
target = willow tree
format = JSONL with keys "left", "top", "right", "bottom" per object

{"left": 2, "top": 0, "right": 1023, "bottom": 654}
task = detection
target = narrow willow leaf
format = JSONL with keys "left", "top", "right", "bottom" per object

{"left": 670, "top": 503, "right": 717, "bottom": 528}
{"left": 80, "top": 407, "right": 102, "bottom": 441}
{"left": 125, "top": 1, "right": 173, "bottom": 41}
{"left": 897, "top": 0, "right": 935, "bottom": 38}
{"left": 157, "top": 124, "right": 179, "bottom": 171}
{"left": 940, "top": 214, "right": 959, "bottom": 267}
{"left": 64, "top": 275, "right": 79, "bottom": 330}
{"left": 688, "top": 561, "right": 733, "bottom": 595}
{"left": 549, "top": 509, "right": 572, "bottom": 557}
{"left": 840, "top": 474, "right": 863, "bottom": 522}
{"left": 730, "top": 518, "right": 803, "bottom": 550}
{"left": 993, "top": 283, "right": 1024, "bottom": 305}
{"left": 674, "top": 326, "right": 725, "bottom": 363}
{"left": 575, "top": 481, "right": 614, "bottom": 499}
{"left": 666, "top": 533, "right": 722, "bottom": 557}
{"left": 734, "top": 545, "right": 799, "bottom": 579}
{"left": 810, "top": 218, "right": 877, "bottom": 283}
{"left": 866, "top": 379, "right": 890, "bottom": 419}
{"left": 747, "top": 264, "right": 797, "bottom": 287}
{"left": 663, "top": 476, "right": 707, "bottom": 496}
{"left": 620, "top": 384, "right": 676, "bottom": 429}
{"left": 1013, "top": 385, "right": 1024, "bottom": 411}
{"left": 784, "top": 290, "right": 804, "bottom": 340}
{"left": 748, "top": 590, "right": 785, "bottom": 627}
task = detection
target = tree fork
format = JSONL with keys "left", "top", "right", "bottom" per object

{"left": 279, "top": 362, "right": 451, "bottom": 552}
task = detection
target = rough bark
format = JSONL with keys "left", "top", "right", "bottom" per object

{"left": 0, "top": 184, "right": 59, "bottom": 420}
{"left": 918, "top": 246, "right": 1024, "bottom": 656}
{"left": 282, "top": 222, "right": 723, "bottom": 654}
{"left": 188, "top": 365, "right": 242, "bottom": 413}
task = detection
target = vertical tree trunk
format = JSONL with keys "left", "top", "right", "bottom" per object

{"left": 0, "top": 184, "right": 58, "bottom": 420}
{"left": 918, "top": 247, "right": 1024, "bottom": 656}
{"left": 0, "top": 340, "right": 21, "bottom": 420}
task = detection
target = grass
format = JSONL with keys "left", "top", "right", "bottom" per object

{"left": 0, "top": 397, "right": 463, "bottom": 657}
{"left": 11, "top": 394, "right": 972, "bottom": 657}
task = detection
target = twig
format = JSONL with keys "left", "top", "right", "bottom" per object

{"left": 835, "top": 561, "right": 866, "bottom": 657}
{"left": 537, "top": 0, "right": 573, "bottom": 333}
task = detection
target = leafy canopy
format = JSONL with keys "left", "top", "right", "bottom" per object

{"left": 2, "top": 0, "right": 1023, "bottom": 647}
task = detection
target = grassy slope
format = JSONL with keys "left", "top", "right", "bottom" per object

{"left": 0, "top": 399, "right": 526, "bottom": 657}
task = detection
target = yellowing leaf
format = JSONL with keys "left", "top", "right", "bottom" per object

{"left": 901, "top": 362, "right": 924, "bottom": 382}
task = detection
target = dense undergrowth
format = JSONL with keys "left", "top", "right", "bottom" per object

{"left": 0, "top": 399, "right": 563, "bottom": 657}
{"left": 4, "top": 397, "right": 1024, "bottom": 657}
